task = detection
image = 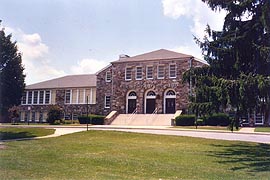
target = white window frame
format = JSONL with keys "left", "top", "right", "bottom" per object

{"left": 136, "top": 66, "right": 143, "bottom": 80}
{"left": 157, "top": 65, "right": 165, "bottom": 79}
{"left": 45, "top": 90, "right": 51, "bottom": 104}
{"left": 105, "top": 71, "right": 112, "bottom": 82}
{"left": 105, "top": 96, "right": 111, "bottom": 108}
{"left": 21, "top": 92, "right": 27, "bottom": 105}
{"left": 39, "top": 91, "right": 45, "bottom": 105}
{"left": 146, "top": 66, "right": 153, "bottom": 79}
{"left": 65, "top": 90, "right": 71, "bottom": 104}
{"left": 27, "top": 91, "right": 33, "bottom": 105}
{"left": 125, "top": 67, "right": 132, "bottom": 81}
{"left": 33, "top": 91, "right": 38, "bottom": 104}
{"left": 169, "top": 63, "right": 177, "bottom": 78}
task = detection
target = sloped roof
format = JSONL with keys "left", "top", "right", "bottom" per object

{"left": 26, "top": 74, "right": 96, "bottom": 90}
{"left": 112, "top": 49, "right": 193, "bottom": 63}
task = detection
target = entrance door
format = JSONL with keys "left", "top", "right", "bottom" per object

{"left": 146, "top": 99, "right": 155, "bottom": 114}
{"left": 166, "top": 98, "right": 175, "bottom": 114}
{"left": 128, "top": 99, "right": 136, "bottom": 113}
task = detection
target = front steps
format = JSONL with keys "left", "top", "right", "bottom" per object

{"left": 110, "top": 114, "right": 174, "bottom": 126}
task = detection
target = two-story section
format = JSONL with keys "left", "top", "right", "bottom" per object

{"left": 19, "top": 74, "right": 97, "bottom": 123}
{"left": 96, "top": 49, "right": 206, "bottom": 115}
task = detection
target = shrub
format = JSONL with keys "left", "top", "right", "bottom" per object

{"left": 205, "top": 113, "right": 230, "bottom": 126}
{"left": 175, "top": 115, "right": 196, "bottom": 126}
{"left": 47, "top": 105, "right": 63, "bottom": 124}
{"left": 78, "top": 114, "right": 105, "bottom": 125}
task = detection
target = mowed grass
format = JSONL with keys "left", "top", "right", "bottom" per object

{"left": 1, "top": 131, "right": 270, "bottom": 179}
{"left": 255, "top": 127, "right": 270, "bottom": 132}
{"left": 0, "top": 127, "right": 55, "bottom": 140}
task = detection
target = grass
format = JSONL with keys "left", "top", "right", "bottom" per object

{"left": 173, "top": 125, "right": 240, "bottom": 131}
{"left": 1, "top": 131, "right": 270, "bottom": 179}
{"left": 0, "top": 127, "right": 55, "bottom": 140}
{"left": 255, "top": 127, "right": 270, "bottom": 132}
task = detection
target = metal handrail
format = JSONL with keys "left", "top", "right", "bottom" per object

{"left": 126, "top": 108, "right": 137, "bottom": 124}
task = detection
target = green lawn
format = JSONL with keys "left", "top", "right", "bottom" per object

{"left": 0, "top": 131, "right": 269, "bottom": 179}
{"left": 0, "top": 127, "right": 55, "bottom": 140}
{"left": 255, "top": 127, "right": 270, "bottom": 132}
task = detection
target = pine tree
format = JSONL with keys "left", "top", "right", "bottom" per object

{"left": 0, "top": 21, "right": 25, "bottom": 122}
{"left": 184, "top": 0, "right": 270, "bottom": 125}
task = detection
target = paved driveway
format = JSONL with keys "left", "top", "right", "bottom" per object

{"left": 90, "top": 127, "right": 270, "bottom": 144}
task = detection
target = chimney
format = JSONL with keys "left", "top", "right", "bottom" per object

{"left": 119, "top": 54, "right": 130, "bottom": 60}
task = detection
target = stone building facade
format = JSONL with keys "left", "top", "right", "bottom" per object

{"left": 95, "top": 49, "right": 205, "bottom": 115}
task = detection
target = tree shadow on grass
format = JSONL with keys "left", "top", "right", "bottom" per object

{"left": 209, "top": 143, "right": 270, "bottom": 172}
{"left": 0, "top": 131, "right": 37, "bottom": 140}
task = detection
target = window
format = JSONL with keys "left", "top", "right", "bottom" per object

{"left": 105, "top": 96, "right": 111, "bottom": 108}
{"left": 31, "top": 112, "right": 35, "bottom": 122}
{"left": 169, "top": 64, "right": 176, "bottom": 78}
{"left": 45, "top": 90, "right": 50, "bottom": 104}
{"left": 106, "top": 71, "right": 111, "bottom": 82}
{"left": 136, "top": 66, "right": 143, "bottom": 80}
{"left": 39, "top": 91, "right": 44, "bottom": 104}
{"left": 27, "top": 91, "right": 32, "bottom": 104}
{"left": 146, "top": 66, "right": 153, "bottom": 79}
{"left": 33, "top": 91, "right": 38, "bottom": 104}
{"left": 39, "top": 112, "right": 43, "bottom": 122}
{"left": 125, "top": 67, "right": 132, "bottom": 80}
{"left": 21, "top": 92, "right": 27, "bottom": 104}
{"left": 65, "top": 90, "right": 71, "bottom": 104}
{"left": 157, "top": 65, "right": 165, "bottom": 79}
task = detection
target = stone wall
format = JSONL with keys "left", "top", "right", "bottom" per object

{"left": 96, "top": 66, "right": 113, "bottom": 115}
{"left": 96, "top": 58, "right": 205, "bottom": 115}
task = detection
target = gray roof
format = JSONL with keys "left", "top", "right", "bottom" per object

{"left": 26, "top": 74, "right": 96, "bottom": 90}
{"left": 112, "top": 49, "right": 194, "bottom": 63}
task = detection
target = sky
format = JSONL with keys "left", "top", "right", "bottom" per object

{"left": 0, "top": 0, "right": 226, "bottom": 85}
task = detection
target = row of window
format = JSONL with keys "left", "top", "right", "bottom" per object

{"left": 20, "top": 111, "right": 47, "bottom": 122}
{"left": 105, "top": 64, "right": 177, "bottom": 82}
{"left": 21, "top": 91, "right": 51, "bottom": 105}
{"left": 64, "top": 88, "right": 96, "bottom": 104}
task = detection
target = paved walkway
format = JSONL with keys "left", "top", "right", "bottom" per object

{"left": 238, "top": 127, "right": 255, "bottom": 133}
{"left": 1, "top": 125, "right": 270, "bottom": 144}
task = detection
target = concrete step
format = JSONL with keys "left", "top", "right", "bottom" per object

{"left": 111, "top": 114, "right": 174, "bottom": 126}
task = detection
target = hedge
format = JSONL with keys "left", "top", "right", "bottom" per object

{"left": 175, "top": 115, "right": 196, "bottom": 126}
{"left": 205, "top": 113, "right": 230, "bottom": 126}
{"left": 78, "top": 114, "right": 105, "bottom": 125}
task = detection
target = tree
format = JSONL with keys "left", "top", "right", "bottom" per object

{"left": 47, "top": 105, "right": 63, "bottom": 124}
{"left": 184, "top": 0, "right": 270, "bottom": 126}
{"left": 0, "top": 21, "right": 25, "bottom": 122}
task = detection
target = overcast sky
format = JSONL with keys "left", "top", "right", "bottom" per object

{"left": 0, "top": 0, "right": 226, "bottom": 85}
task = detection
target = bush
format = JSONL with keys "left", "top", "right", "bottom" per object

{"left": 205, "top": 113, "right": 230, "bottom": 126}
{"left": 78, "top": 114, "right": 105, "bottom": 125}
{"left": 47, "top": 105, "right": 63, "bottom": 124}
{"left": 175, "top": 115, "right": 196, "bottom": 126}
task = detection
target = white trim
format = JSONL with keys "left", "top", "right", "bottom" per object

{"left": 105, "top": 71, "right": 112, "bottom": 82}
{"left": 125, "top": 67, "right": 132, "bottom": 81}
{"left": 169, "top": 63, "right": 177, "bottom": 78}
{"left": 157, "top": 65, "right": 165, "bottom": 79}
{"left": 144, "top": 90, "right": 156, "bottom": 113}
{"left": 163, "top": 89, "right": 176, "bottom": 114}
{"left": 83, "top": 89, "right": 86, "bottom": 104}
{"left": 76, "top": 89, "right": 79, "bottom": 104}
{"left": 146, "top": 66, "right": 153, "bottom": 79}
{"left": 37, "top": 91, "right": 40, "bottom": 104}
{"left": 104, "top": 95, "right": 111, "bottom": 108}
{"left": 90, "top": 88, "right": 93, "bottom": 104}
{"left": 43, "top": 90, "right": 45, "bottom": 105}
{"left": 126, "top": 90, "right": 137, "bottom": 114}
{"left": 135, "top": 66, "right": 143, "bottom": 80}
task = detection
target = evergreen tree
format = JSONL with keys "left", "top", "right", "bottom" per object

{"left": 184, "top": 0, "right": 270, "bottom": 124}
{"left": 0, "top": 21, "right": 25, "bottom": 122}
